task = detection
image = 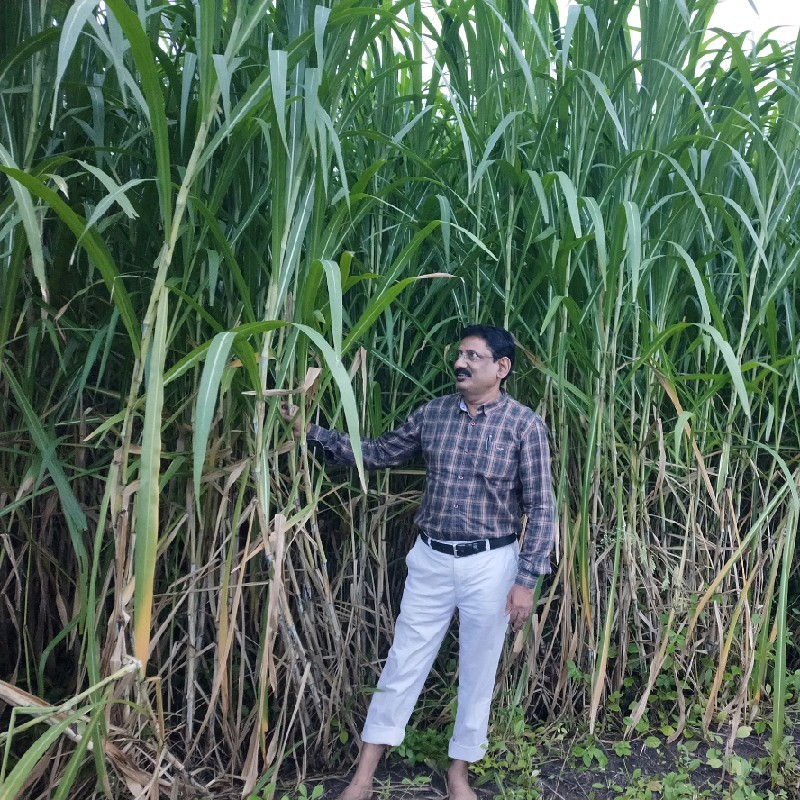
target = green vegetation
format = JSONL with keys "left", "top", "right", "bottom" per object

{"left": 0, "top": 0, "right": 798, "bottom": 797}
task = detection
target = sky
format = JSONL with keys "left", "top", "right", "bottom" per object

{"left": 707, "top": 0, "right": 800, "bottom": 41}
{"left": 557, "top": 0, "right": 800, "bottom": 45}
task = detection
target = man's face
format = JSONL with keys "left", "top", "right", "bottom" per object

{"left": 453, "top": 335, "right": 508, "bottom": 395}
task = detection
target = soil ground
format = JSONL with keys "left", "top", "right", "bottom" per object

{"left": 297, "top": 722, "right": 800, "bottom": 800}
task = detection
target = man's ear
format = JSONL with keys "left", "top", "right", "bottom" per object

{"left": 497, "top": 357, "right": 511, "bottom": 380}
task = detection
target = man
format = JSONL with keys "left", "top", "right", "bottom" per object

{"left": 282, "top": 324, "right": 555, "bottom": 800}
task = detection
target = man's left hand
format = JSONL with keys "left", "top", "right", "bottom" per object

{"left": 505, "top": 585, "right": 534, "bottom": 631}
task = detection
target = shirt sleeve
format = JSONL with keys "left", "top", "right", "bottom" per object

{"left": 515, "top": 414, "right": 556, "bottom": 587}
{"left": 307, "top": 406, "right": 423, "bottom": 469}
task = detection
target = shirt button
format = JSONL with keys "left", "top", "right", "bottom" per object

{"left": 458, "top": 475, "right": 463, "bottom": 479}
{"left": 454, "top": 504, "right": 459, "bottom": 508}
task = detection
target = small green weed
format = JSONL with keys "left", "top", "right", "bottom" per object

{"left": 400, "top": 774, "right": 432, "bottom": 787}
{"left": 572, "top": 737, "right": 609, "bottom": 769}
{"left": 248, "top": 782, "right": 324, "bottom": 800}
{"left": 391, "top": 725, "right": 449, "bottom": 767}
{"left": 474, "top": 705, "right": 542, "bottom": 798}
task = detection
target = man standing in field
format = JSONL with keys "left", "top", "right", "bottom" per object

{"left": 283, "top": 324, "right": 555, "bottom": 800}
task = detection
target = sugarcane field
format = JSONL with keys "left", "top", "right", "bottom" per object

{"left": 1, "top": 1, "right": 799, "bottom": 798}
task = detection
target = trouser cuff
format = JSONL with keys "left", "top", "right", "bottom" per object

{"left": 361, "top": 723, "right": 405, "bottom": 747}
{"left": 448, "top": 737, "right": 488, "bottom": 763}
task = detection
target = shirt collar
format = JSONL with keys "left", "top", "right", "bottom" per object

{"left": 458, "top": 391, "right": 508, "bottom": 416}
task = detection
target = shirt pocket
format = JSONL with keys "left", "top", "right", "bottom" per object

{"left": 476, "top": 434, "right": 517, "bottom": 482}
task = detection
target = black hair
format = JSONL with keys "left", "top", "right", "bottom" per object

{"left": 459, "top": 324, "right": 515, "bottom": 382}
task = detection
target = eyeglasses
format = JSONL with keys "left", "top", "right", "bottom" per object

{"left": 456, "top": 349, "right": 495, "bottom": 363}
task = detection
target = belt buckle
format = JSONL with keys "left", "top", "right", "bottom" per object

{"left": 454, "top": 541, "right": 484, "bottom": 558}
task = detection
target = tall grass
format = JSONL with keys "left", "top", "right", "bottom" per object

{"left": 1, "top": 0, "right": 798, "bottom": 795}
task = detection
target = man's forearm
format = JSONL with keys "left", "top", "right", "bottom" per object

{"left": 306, "top": 412, "right": 424, "bottom": 470}
{"left": 306, "top": 423, "right": 358, "bottom": 466}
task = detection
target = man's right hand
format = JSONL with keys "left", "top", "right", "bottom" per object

{"left": 280, "top": 403, "right": 307, "bottom": 437}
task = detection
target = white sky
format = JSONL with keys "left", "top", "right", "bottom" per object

{"left": 707, "top": 0, "right": 800, "bottom": 41}
{"left": 558, "top": 0, "right": 800, "bottom": 44}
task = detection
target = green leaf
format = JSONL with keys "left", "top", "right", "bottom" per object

{"left": 580, "top": 69, "right": 628, "bottom": 150}
{"left": 269, "top": 47, "right": 289, "bottom": 152}
{"left": 343, "top": 271, "right": 453, "bottom": 355}
{"left": 644, "top": 736, "right": 661, "bottom": 749}
{"left": 51, "top": 0, "right": 97, "bottom": 127}
{"left": 555, "top": 172, "right": 582, "bottom": 238}
{"left": 321, "top": 259, "right": 343, "bottom": 357}
{"left": 0, "top": 144, "right": 47, "bottom": 302}
{"left": 103, "top": 0, "right": 172, "bottom": 228}
{"left": 473, "top": 112, "right": 522, "bottom": 192}
{"left": 213, "top": 54, "right": 245, "bottom": 121}
{"left": 613, "top": 740, "right": 632, "bottom": 757}
{"left": 193, "top": 331, "right": 238, "bottom": 503}
{"left": 696, "top": 322, "right": 751, "bottom": 417}
{"left": 673, "top": 243, "right": 714, "bottom": 328}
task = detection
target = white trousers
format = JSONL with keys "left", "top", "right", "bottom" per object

{"left": 361, "top": 535, "right": 518, "bottom": 762}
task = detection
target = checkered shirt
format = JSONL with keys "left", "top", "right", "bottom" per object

{"left": 307, "top": 392, "right": 555, "bottom": 587}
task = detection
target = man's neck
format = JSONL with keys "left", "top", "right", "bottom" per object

{"left": 460, "top": 388, "right": 502, "bottom": 417}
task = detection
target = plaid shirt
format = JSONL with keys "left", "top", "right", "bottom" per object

{"left": 307, "top": 392, "right": 555, "bottom": 587}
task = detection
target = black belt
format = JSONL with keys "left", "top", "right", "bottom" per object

{"left": 419, "top": 532, "right": 517, "bottom": 558}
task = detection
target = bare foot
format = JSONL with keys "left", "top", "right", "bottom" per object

{"left": 336, "top": 781, "right": 373, "bottom": 800}
{"left": 447, "top": 783, "right": 477, "bottom": 800}
{"left": 335, "top": 743, "right": 385, "bottom": 799}
{"left": 448, "top": 761, "right": 477, "bottom": 800}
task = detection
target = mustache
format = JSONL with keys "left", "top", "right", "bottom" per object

{"left": 454, "top": 368, "right": 472, "bottom": 378}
